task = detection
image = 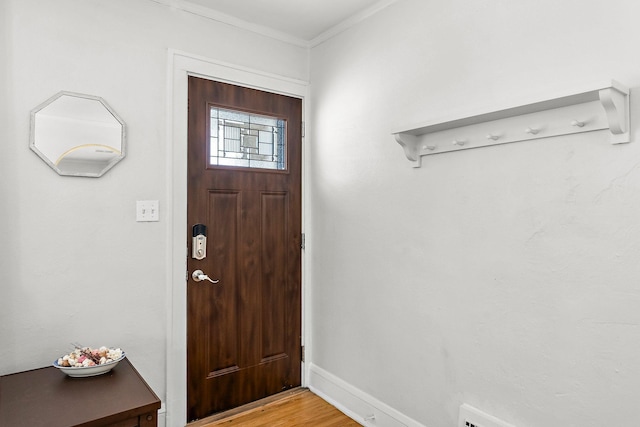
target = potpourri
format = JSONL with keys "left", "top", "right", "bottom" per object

{"left": 56, "top": 346, "right": 123, "bottom": 368}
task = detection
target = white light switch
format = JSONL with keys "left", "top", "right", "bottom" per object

{"left": 136, "top": 200, "right": 159, "bottom": 222}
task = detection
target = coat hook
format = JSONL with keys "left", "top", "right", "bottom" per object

{"left": 422, "top": 144, "right": 436, "bottom": 151}
{"left": 486, "top": 133, "right": 500, "bottom": 141}
{"left": 525, "top": 127, "right": 539, "bottom": 135}
{"left": 452, "top": 138, "right": 465, "bottom": 146}
{"left": 571, "top": 119, "right": 585, "bottom": 127}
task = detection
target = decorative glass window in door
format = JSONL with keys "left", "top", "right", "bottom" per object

{"left": 209, "top": 107, "right": 286, "bottom": 170}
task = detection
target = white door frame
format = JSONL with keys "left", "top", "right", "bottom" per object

{"left": 165, "top": 50, "right": 309, "bottom": 426}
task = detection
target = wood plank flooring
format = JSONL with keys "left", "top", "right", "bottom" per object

{"left": 188, "top": 389, "right": 361, "bottom": 427}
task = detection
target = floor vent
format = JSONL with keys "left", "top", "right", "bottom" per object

{"left": 458, "top": 403, "right": 516, "bottom": 427}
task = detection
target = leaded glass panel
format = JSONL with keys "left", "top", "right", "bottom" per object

{"left": 209, "top": 107, "right": 286, "bottom": 170}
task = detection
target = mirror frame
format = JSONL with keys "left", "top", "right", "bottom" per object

{"left": 30, "top": 91, "right": 126, "bottom": 178}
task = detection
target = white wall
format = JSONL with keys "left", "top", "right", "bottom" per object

{"left": 0, "top": 0, "right": 307, "bottom": 423}
{"left": 308, "top": 0, "right": 640, "bottom": 426}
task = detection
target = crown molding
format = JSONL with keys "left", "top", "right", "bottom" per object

{"left": 149, "top": 0, "right": 400, "bottom": 49}
{"left": 310, "top": 0, "right": 399, "bottom": 47}
{"left": 148, "top": 0, "right": 310, "bottom": 48}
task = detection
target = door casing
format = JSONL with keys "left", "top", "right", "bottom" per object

{"left": 166, "top": 50, "right": 309, "bottom": 426}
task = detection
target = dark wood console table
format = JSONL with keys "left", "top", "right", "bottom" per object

{"left": 0, "top": 358, "right": 160, "bottom": 427}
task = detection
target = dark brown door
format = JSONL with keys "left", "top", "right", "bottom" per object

{"left": 186, "top": 76, "right": 302, "bottom": 422}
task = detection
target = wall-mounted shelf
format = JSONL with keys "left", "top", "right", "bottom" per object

{"left": 393, "top": 80, "right": 630, "bottom": 168}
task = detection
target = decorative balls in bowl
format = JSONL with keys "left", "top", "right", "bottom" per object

{"left": 53, "top": 346, "right": 125, "bottom": 377}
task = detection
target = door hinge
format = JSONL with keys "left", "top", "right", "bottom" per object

{"left": 301, "top": 121, "right": 305, "bottom": 138}
{"left": 301, "top": 345, "right": 305, "bottom": 363}
{"left": 301, "top": 233, "right": 306, "bottom": 250}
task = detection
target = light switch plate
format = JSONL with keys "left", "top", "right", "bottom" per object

{"left": 136, "top": 200, "right": 159, "bottom": 222}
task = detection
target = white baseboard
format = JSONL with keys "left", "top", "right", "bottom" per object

{"left": 307, "top": 363, "right": 427, "bottom": 427}
{"left": 157, "top": 402, "right": 166, "bottom": 427}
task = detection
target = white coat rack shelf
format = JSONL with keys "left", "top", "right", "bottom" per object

{"left": 392, "top": 80, "right": 630, "bottom": 168}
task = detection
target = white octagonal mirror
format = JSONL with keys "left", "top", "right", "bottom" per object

{"left": 30, "top": 91, "right": 126, "bottom": 177}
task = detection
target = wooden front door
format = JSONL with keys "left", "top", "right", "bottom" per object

{"left": 186, "top": 76, "right": 302, "bottom": 422}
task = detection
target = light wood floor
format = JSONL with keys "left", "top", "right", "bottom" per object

{"left": 188, "top": 389, "right": 361, "bottom": 427}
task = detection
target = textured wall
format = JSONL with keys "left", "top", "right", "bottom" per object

{"left": 308, "top": 0, "right": 640, "bottom": 425}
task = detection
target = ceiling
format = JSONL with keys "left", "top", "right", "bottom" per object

{"left": 179, "top": 0, "right": 391, "bottom": 43}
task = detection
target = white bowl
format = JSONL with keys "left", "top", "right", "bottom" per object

{"left": 53, "top": 352, "right": 126, "bottom": 377}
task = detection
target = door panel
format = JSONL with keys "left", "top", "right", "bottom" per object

{"left": 206, "top": 191, "right": 240, "bottom": 376}
{"left": 187, "top": 76, "right": 302, "bottom": 421}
